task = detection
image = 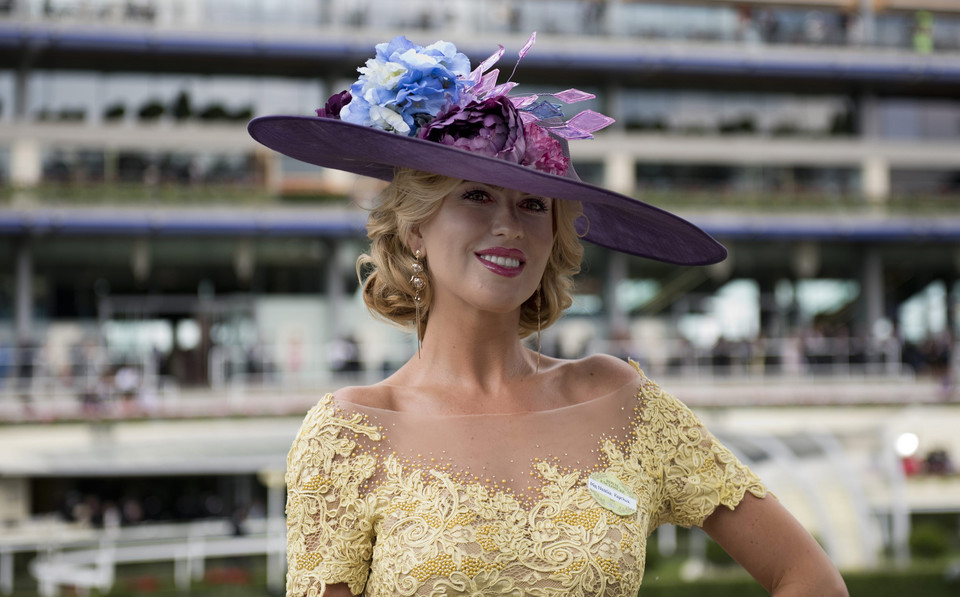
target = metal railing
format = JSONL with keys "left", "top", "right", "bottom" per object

{"left": 0, "top": 334, "right": 953, "bottom": 420}
{"left": 2, "top": 517, "right": 284, "bottom": 596}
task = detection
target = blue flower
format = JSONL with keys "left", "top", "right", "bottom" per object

{"left": 339, "top": 36, "right": 471, "bottom": 136}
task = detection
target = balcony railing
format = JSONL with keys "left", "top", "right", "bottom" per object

{"left": 0, "top": 334, "right": 953, "bottom": 422}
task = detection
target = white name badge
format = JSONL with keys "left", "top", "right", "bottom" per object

{"left": 587, "top": 473, "right": 638, "bottom": 516}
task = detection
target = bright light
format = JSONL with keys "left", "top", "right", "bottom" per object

{"left": 895, "top": 432, "right": 920, "bottom": 458}
{"left": 176, "top": 319, "right": 201, "bottom": 351}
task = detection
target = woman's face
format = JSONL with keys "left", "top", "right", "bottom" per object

{"left": 414, "top": 181, "right": 554, "bottom": 319}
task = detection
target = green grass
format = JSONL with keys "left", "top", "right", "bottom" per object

{"left": 637, "top": 191, "right": 960, "bottom": 215}
{"left": 2, "top": 183, "right": 957, "bottom": 215}
{"left": 5, "top": 556, "right": 281, "bottom": 597}
{"left": 640, "top": 559, "right": 960, "bottom": 597}
{"left": 8, "top": 555, "right": 960, "bottom": 597}
{"left": 1, "top": 183, "right": 275, "bottom": 206}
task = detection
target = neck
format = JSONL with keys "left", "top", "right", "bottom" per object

{"left": 411, "top": 302, "right": 537, "bottom": 395}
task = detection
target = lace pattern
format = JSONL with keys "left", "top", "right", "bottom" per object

{"left": 285, "top": 364, "right": 766, "bottom": 596}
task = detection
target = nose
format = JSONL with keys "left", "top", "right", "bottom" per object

{"left": 491, "top": 201, "right": 523, "bottom": 238}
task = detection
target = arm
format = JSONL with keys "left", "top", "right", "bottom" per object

{"left": 701, "top": 493, "right": 848, "bottom": 596}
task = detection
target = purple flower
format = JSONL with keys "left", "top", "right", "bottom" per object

{"left": 316, "top": 90, "right": 352, "bottom": 119}
{"left": 521, "top": 123, "right": 569, "bottom": 176}
{"left": 417, "top": 95, "right": 526, "bottom": 163}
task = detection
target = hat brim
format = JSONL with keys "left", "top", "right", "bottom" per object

{"left": 248, "top": 115, "right": 726, "bottom": 265}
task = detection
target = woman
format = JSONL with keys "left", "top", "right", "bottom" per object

{"left": 249, "top": 34, "right": 847, "bottom": 597}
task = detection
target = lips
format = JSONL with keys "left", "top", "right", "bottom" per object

{"left": 476, "top": 248, "right": 526, "bottom": 277}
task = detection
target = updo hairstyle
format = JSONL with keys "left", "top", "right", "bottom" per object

{"left": 357, "top": 168, "right": 583, "bottom": 338}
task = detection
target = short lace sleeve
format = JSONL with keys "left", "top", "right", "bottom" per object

{"left": 637, "top": 376, "right": 767, "bottom": 530}
{"left": 285, "top": 395, "right": 381, "bottom": 596}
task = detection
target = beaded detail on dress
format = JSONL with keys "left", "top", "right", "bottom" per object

{"left": 285, "top": 363, "right": 766, "bottom": 596}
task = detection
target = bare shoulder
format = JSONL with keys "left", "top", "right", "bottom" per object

{"left": 331, "top": 384, "right": 396, "bottom": 410}
{"left": 553, "top": 353, "right": 643, "bottom": 402}
{"left": 568, "top": 353, "right": 642, "bottom": 384}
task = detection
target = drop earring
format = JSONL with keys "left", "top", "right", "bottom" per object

{"left": 535, "top": 288, "right": 542, "bottom": 373}
{"left": 410, "top": 249, "right": 425, "bottom": 358}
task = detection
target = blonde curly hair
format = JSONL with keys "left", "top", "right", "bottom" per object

{"left": 357, "top": 168, "right": 583, "bottom": 339}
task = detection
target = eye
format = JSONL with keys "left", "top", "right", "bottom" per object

{"left": 461, "top": 188, "right": 491, "bottom": 203}
{"left": 521, "top": 196, "right": 550, "bottom": 213}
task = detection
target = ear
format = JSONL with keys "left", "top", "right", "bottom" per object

{"left": 405, "top": 224, "right": 423, "bottom": 255}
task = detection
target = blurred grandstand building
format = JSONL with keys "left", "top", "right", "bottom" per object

{"left": 1, "top": 0, "right": 960, "bottom": 594}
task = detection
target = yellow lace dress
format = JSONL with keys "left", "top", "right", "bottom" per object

{"left": 285, "top": 364, "right": 767, "bottom": 596}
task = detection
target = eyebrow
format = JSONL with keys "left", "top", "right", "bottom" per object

{"left": 466, "top": 182, "right": 550, "bottom": 201}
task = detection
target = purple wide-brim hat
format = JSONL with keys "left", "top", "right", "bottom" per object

{"left": 248, "top": 115, "right": 726, "bottom": 265}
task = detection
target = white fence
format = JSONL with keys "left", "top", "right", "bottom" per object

{"left": 3, "top": 518, "right": 285, "bottom": 596}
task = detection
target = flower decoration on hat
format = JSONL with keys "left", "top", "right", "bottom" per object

{"left": 317, "top": 33, "right": 614, "bottom": 177}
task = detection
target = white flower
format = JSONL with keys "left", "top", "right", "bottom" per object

{"left": 368, "top": 105, "right": 410, "bottom": 135}
{"left": 358, "top": 59, "right": 407, "bottom": 92}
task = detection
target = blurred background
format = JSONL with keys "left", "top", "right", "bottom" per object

{"left": 1, "top": 0, "right": 959, "bottom": 595}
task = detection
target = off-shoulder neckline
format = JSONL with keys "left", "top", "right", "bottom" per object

{"left": 328, "top": 370, "right": 646, "bottom": 420}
